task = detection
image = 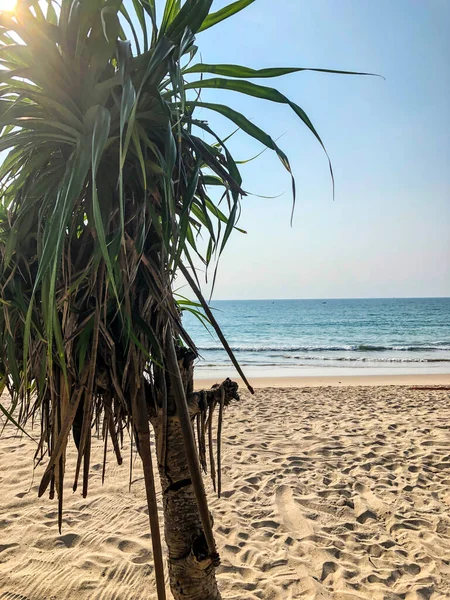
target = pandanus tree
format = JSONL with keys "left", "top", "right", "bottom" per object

{"left": 0, "top": 1, "right": 375, "bottom": 598}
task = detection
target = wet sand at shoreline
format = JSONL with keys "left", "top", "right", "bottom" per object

{"left": 195, "top": 372, "right": 450, "bottom": 390}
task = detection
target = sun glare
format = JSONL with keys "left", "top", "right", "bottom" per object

{"left": 0, "top": 0, "right": 16, "bottom": 12}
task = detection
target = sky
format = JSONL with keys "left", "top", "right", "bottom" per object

{"left": 3, "top": 0, "right": 448, "bottom": 300}
{"left": 174, "top": 0, "right": 450, "bottom": 300}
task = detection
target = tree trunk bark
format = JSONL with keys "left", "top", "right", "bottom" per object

{"left": 153, "top": 412, "right": 222, "bottom": 600}
{"left": 150, "top": 347, "right": 226, "bottom": 600}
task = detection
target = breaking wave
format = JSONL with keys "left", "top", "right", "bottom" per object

{"left": 200, "top": 356, "right": 450, "bottom": 367}
{"left": 290, "top": 356, "right": 450, "bottom": 364}
{"left": 197, "top": 343, "right": 450, "bottom": 353}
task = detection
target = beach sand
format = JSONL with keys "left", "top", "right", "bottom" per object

{"left": 1, "top": 377, "right": 450, "bottom": 599}
{"left": 195, "top": 372, "right": 450, "bottom": 390}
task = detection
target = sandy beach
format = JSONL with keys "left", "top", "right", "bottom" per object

{"left": 1, "top": 376, "right": 450, "bottom": 599}
{"left": 195, "top": 372, "right": 450, "bottom": 390}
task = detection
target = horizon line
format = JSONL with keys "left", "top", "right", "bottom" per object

{"left": 209, "top": 296, "right": 450, "bottom": 302}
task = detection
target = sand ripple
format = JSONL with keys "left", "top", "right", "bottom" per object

{"left": 1, "top": 385, "right": 450, "bottom": 599}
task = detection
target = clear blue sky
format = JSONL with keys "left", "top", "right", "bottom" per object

{"left": 174, "top": 0, "right": 450, "bottom": 300}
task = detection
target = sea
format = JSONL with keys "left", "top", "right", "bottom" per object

{"left": 182, "top": 297, "right": 450, "bottom": 379}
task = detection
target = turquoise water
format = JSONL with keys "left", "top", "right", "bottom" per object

{"left": 182, "top": 298, "right": 450, "bottom": 378}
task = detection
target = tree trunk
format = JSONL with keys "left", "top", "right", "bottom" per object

{"left": 151, "top": 348, "right": 222, "bottom": 600}
{"left": 153, "top": 412, "right": 222, "bottom": 600}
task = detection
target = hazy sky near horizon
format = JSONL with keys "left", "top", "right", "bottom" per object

{"left": 175, "top": 0, "right": 450, "bottom": 300}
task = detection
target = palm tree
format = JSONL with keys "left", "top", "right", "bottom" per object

{"left": 0, "top": 1, "right": 375, "bottom": 598}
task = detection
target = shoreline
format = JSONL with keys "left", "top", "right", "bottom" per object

{"left": 195, "top": 372, "right": 450, "bottom": 389}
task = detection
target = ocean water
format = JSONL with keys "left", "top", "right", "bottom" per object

{"left": 182, "top": 298, "right": 450, "bottom": 378}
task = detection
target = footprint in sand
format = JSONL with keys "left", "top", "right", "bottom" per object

{"left": 275, "top": 485, "right": 314, "bottom": 538}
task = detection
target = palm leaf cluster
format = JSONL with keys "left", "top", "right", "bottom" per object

{"left": 0, "top": 1, "right": 373, "bottom": 597}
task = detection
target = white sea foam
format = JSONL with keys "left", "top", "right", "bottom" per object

{"left": 197, "top": 344, "right": 450, "bottom": 353}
